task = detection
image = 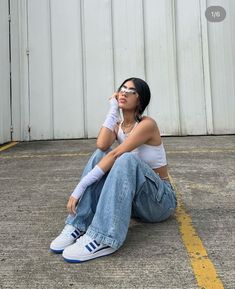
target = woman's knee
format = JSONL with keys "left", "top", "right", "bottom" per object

{"left": 114, "top": 152, "right": 138, "bottom": 167}
{"left": 85, "top": 149, "right": 110, "bottom": 169}
{"left": 93, "top": 148, "right": 111, "bottom": 159}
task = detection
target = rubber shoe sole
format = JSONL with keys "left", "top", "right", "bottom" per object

{"left": 63, "top": 246, "right": 117, "bottom": 263}
{"left": 50, "top": 248, "right": 64, "bottom": 254}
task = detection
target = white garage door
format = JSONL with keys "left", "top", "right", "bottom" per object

{"left": 6, "top": 0, "right": 235, "bottom": 141}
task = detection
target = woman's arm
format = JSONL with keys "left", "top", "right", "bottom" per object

{"left": 98, "top": 117, "right": 157, "bottom": 172}
{"left": 67, "top": 117, "right": 157, "bottom": 215}
{"left": 96, "top": 93, "right": 120, "bottom": 151}
{"left": 96, "top": 127, "right": 117, "bottom": 151}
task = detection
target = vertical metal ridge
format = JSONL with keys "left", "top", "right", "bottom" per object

{"left": 25, "top": 0, "right": 31, "bottom": 140}
{"left": 172, "top": 0, "right": 182, "bottom": 135}
{"left": 110, "top": 0, "right": 116, "bottom": 91}
{"left": 199, "top": 0, "right": 214, "bottom": 134}
{"left": 48, "top": 0, "right": 55, "bottom": 139}
{"left": 8, "top": 0, "right": 13, "bottom": 140}
{"left": 16, "top": 0, "right": 26, "bottom": 141}
{"left": 141, "top": 0, "right": 151, "bottom": 115}
{"left": 141, "top": 0, "right": 149, "bottom": 116}
{"left": 80, "top": 0, "right": 87, "bottom": 138}
{"left": 141, "top": 0, "right": 147, "bottom": 82}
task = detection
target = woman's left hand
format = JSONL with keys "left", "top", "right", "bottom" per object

{"left": 67, "top": 196, "right": 78, "bottom": 215}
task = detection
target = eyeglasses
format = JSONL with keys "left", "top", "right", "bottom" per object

{"left": 119, "top": 86, "right": 137, "bottom": 96}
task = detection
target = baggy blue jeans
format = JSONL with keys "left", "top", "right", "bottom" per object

{"left": 66, "top": 149, "right": 177, "bottom": 249}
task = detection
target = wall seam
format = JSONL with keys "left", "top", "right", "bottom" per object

{"left": 80, "top": 0, "right": 87, "bottom": 138}
{"left": 48, "top": 0, "right": 55, "bottom": 139}
{"left": 142, "top": 0, "right": 149, "bottom": 116}
{"left": 110, "top": 0, "right": 116, "bottom": 91}
{"left": 25, "top": 0, "right": 31, "bottom": 140}
{"left": 199, "top": 0, "right": 214, "bottom": 134}
{"left": 172, "top": 0, "right": 182, "bottom": 135}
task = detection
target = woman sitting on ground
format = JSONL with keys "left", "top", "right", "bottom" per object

{"left": 50, "top": 77, "right": 177, "bottom": 263}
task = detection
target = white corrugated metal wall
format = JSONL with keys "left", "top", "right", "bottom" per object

{"left": 0, "top": 0, "right": 11, "bottom": 144}
{"left": 207, "top": 0, "right": 235, "bottom": 134}
{"left": 1, "top": 0, "right": 235, "bottom": 144}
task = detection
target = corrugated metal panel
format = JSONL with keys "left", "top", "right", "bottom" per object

{"left": 208, "top": 0, "right": 235, "bottom": 134}
{"left": 10, "top": 0, "right": 28, "bottom": 141}
{"left": 82, "top": 0, "right": 115, "bottom": 138}
{"left": 144, "top": 0, "right": 180, "bottom": 135}
{"left": 5, "top": 0, "right": 235, "bottom": 141}
{"left": 0, "top": 0, "right": 11, "bottom": 144}
{"left": 112, "top": 0, "right": 146, "bottom": 83}
{"left": 176, "top": 0, "right": 207, "bottom": 135}
{"left": 50, "top": 0, "right": 85, "bottom": 139}
{"left": 27, "top": 0, "right": 53, "bottom": 140}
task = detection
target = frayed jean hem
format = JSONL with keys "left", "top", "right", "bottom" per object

{"left": 86, "top": 226, "right": 120, "bottom": 250}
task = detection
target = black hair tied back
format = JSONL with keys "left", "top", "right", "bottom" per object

{"left": 118, "top": 77, "right": 151, "bottom": 122}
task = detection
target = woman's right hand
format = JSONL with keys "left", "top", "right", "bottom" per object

{"left": 67, "top": 196, "right": 79, "bottom": 215}
{"left": 109, "top": 92, "right": 118, "bottom": 101}
{"left": 108, "top": 92, "right": 119, "bottom": 110}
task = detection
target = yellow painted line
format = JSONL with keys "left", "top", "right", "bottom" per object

{"left": 169, "top": 174, "right": 224, "bottom": 289}
{"left": 0, "top": 152, "right": 91, "bottom": 159}
{"left": 0, "top": 141, "right": 19, "bottom": 152}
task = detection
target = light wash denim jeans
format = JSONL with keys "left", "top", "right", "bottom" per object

{"left": 66, "top": 149, "right": 177, "bottom": 249}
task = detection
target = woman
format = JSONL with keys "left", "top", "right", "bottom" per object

{"left": 50, "top": 77, "right": 177, "bottom": 263}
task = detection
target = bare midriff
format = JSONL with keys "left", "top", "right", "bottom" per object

{"left": 153, "top": 165, "right": 169, "bottom": 181}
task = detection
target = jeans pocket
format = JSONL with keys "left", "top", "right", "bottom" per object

{"left": 164, "top": 181, "right": 177, "bottom": 209}
{"left": 144, "top": 172, "right": 165, "bottom": 203}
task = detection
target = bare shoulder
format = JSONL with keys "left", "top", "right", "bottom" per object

{"left": 140, "top": 116, "right": 158, "bottom": 129}
{"left": 140, "top": 116, "right": 161, "bottom": 144}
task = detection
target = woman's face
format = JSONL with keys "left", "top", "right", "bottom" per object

{"left": 117, "top": 80, "right": 139, "bottom": 111}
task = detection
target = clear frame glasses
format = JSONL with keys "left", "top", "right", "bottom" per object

{"left": 119, "top": 86, "right": 138, "bottom": 96}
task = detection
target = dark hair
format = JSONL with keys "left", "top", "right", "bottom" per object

{"left": 117, "top": 77, "right": 151, "bottom": 121}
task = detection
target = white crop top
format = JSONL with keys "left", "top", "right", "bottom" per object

{"left": 117, "top": 122, "right": 167, "bottom": 169}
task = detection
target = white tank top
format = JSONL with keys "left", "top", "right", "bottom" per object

{"left": 117, "top": 122, "right": 167, "bottom": 169}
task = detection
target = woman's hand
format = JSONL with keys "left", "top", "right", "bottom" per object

{"left": 109, "top": 92, "right": 118, "bottom": 100}
{"left": 108, "top": 92, "right": 119, "bottom": 110}
{"left": 67, "top": 196, "right": 79, "bottom": 215}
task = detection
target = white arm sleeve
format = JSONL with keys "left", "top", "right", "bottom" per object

{"left": 71, "top": 165, "right": 105, "bottom": 200}
{"left": 102, "top": 97, "right": 120, "bottom": 131}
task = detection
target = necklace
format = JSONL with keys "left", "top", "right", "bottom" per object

{"left": 121, "top": 121, "right": 136, "bottom": 134}
{"left": 123, "top": 122, "right": 134, "bottom": 127}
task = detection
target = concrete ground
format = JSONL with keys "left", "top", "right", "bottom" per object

{"left": 0, "top": 136, "right": 234, "bottom": 289}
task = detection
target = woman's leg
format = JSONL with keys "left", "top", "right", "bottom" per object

{"left": 50, "top": 149, "right": 112, "bottom": 253}
{"left": 86, "top": 152, "right": 177, "bottom": 250}
{"left": 66, "top": 148, "right": 111, "bottom": 232}
{"left": 132, "top": 174, "right": 177, "bottom": 223}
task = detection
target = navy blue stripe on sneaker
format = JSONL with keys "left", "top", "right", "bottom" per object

{"left": 94, "top": 240, "right": 100, "bottom": 246}
{"left": 85, "top": 244, "right": 92, "bottom": 252}
{"left": 89, "top": 242, "right": 97, "bottom": 250}
{"left": 74, "top": 230, "right": 80, "bottom": 237}
{"left": 71, "top": 233, "right": 77, "bottom": 238}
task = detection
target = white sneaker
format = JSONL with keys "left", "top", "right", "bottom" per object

{"left": 62, "top": 233, "right": 117, "bottom": 262}
{"left": 50, "top": 224, "right": 84, "bottom": 254}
